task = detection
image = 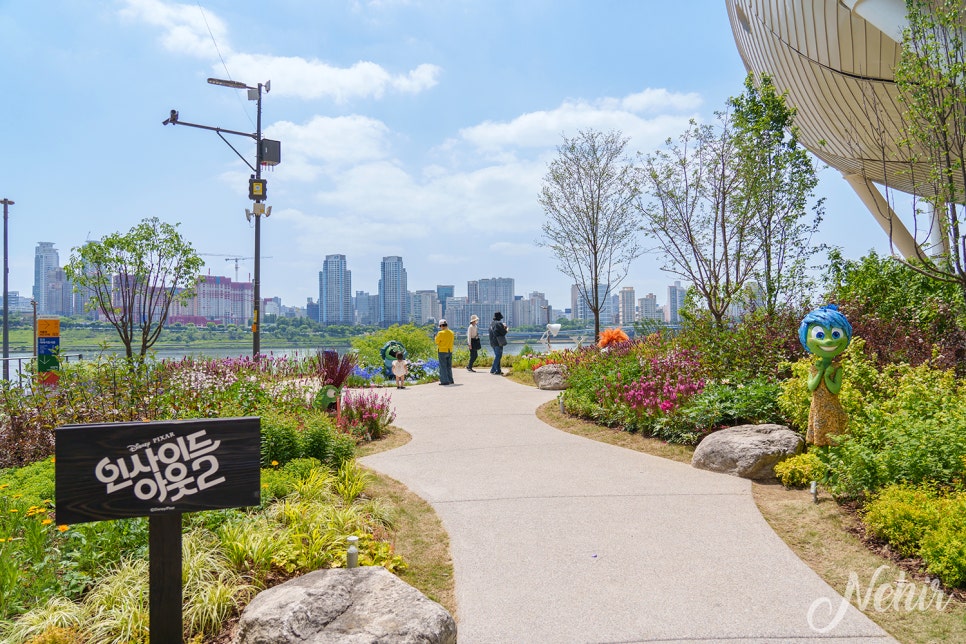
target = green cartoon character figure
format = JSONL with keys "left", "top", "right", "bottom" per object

{"left": 799, "top": 304, "right": 853, "bottom": 446}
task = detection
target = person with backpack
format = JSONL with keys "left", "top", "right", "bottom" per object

{"left": 488, "top": 312, "right": 508, "bottom": 375}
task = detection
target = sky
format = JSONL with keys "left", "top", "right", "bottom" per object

{"left": 1, "top": 0, "right": 894, "bottom": 313}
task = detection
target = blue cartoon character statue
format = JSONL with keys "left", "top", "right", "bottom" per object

{"left": 799, "top": 304, "right": 853, "bottom": 446}
{"left": 380, "top": 341, "right": 407, "bottom": 380}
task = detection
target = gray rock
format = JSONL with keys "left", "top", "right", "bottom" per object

{"left": 234, "top": 566, "right": 457, "bottom": 644}
{"left": 691, "top": 423, "right": 803, "bottom": 480}
{"left": 532, "top": 363, "right": 568, "bottom": 390}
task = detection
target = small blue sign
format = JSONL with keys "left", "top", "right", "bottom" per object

{"left": 38, "top": 336, "right": 60, "bottom": 356}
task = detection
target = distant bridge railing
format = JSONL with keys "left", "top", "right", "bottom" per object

{"left": 0, "top": 353, "right": 84, "bottom": 380}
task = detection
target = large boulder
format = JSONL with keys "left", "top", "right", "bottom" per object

{"left": 691, "top": 424, "right": 803, "bottom": 480}
{"left": 532, "top": 363, "right": 568, "bottom": 390}
{"left": 234, "top": 566, "right": 457, "bottom": 644}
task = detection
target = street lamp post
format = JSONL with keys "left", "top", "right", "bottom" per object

{"left": 1, "top": 198, "right": 12, "bottom": 381}
{"left": 163, "top": 78, "right": 278, "bottom": 361}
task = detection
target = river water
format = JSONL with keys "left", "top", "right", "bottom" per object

{"left": 3, "top": 339, "right": 583, "bottom": 370}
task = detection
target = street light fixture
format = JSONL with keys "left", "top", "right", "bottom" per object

{"left": 163, "top": 77, "right": 280, "bottom": 360}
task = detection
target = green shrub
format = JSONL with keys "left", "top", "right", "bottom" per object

{"left": 678, "top": 306, "right": 803, "bottom": 381}
{"left": 676, "top": 377, "right": 784, "bottom": 434}
{"left": 350, "top": 324, "right": 436, "bottom": 366}
{"left": 774, "top": 452, "right": 827, "bottom": 488}
{"left": 259, "top": 467, "right": 300, "bottom": 503}
{"left": 862, "top": 485, "right": 944, "bottom": 557}
{"left": 259, "top": 414, "right": 302, "bottom": 467}
{"left": 0, "top": 458, "right": 55, "bottom": 507}
{"left": 822, "top": 361, "right": 966, "bottom": 498}
{"left": 299, "top": 414, "right": 348, "bottom": 468}
{"left": 919, "top": 493, "right": 966, "bottom": 588}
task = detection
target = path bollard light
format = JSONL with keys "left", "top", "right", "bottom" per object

{"left": 811, "top": 480, "right": 818, "bottom": 504}
{"left": 558, "top": 394, "right": 565, "bottom": 414}
{"left": 347, "top": 535, "right": 359, "bottom": 568}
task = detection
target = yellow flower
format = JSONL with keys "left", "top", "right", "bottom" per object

{"left": 57, "top": 525, "right": 69, "bottom": 532}
{"left": 0, "top": 538, "right": 6, "bottom": 543}
{"left": 41, "top": 518, "right": 52, "bottom": 525}
{"left": 9, "top": 509, "right": 17, "bottom": 513}
{"left": 50, "top": 456, "right": 56, "bottom": 463}
{"left": 271, "top": 460, "right": 279, "bottom": 467}
{"left": 0, "top": 484, "right": 8, "bottom": 490}
{"left": 261, "top": 484, "right": 268, "bottom": 489}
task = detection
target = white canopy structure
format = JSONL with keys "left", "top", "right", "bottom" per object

{"left": 725, "top": 0, "right": 961, "bottom": 258}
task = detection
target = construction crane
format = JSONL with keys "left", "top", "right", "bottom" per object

{"left": 200, "top": 254, "right": 273, "bottom": 282}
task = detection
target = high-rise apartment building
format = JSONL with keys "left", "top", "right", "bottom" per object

{"left": 168, "top": 275, "right": 252, "bottom": 325}
{"left": 411, "top": 290, "right": 441, "bottom": 325}
{"left": 379, "top": 256, "right": 408, "bottom": 326}
{"left": 436, "top": 285, "right": 454, "bottom": 318}
{"left": 45, "top": 268, "right": 73, "bottom": 316}
{"left": 306, "top": 298, "right": 319, "bottom": 323}
{"left": 639, "top": 293, "right": 660, "bottom": 321}
{"left": 320, "top": 254, "right": 352, "bottom": 325}
{"left": 619, "top": 286, "right": 636, "bottom": 325}
{"left": 466, "top": 281, "right": 479, "bottom": 304}
{"left": 667, "top": 281, "right": 687, "bottom": 324}
{"left": 33, "top": 242, "right": 59, "bottom": 314}
{"left": 571, "top": 283, "right": 615, "bottom": 326}
{"left": 478, "top": 277, "right": 514, "bottom": 306}
{"left": 526, "top": 291, "right": 550, "bottom": 326}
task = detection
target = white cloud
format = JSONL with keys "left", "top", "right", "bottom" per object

{"left": 601, "top": 88, "right": 703, "bottom": 113}
{"left": 265, "top": 115, "right": 392, "bottom": 181}
{"left": 456, "top": 90, "right": 701, "bottom": 156}
{"left": 120, "top": 0, "right": 440, "bottom": 102}
{"left": 224, "top": 54, "right": 440, "bottom": 102}
{"left": 119, "top": 0, "right": 229, "bottom": 59}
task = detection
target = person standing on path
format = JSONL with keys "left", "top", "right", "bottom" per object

{"left": 488, "top": 311, "right": 508, "bottom": 375}
{"left": 435, "top": 319, "right": 455, "bottom": 385}
{"left": 466, "top": 314, "right": 481, "bottom": 372}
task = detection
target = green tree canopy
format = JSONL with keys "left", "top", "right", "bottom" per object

{"left": 65, "top": 217, "right": 204, "bottom": 360}
{"left": 729, "top": 73, "right": 824, "bottom": 316}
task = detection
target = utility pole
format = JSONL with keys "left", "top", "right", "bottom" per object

{"left": 163, "top": 78, "right": 280, "bottom": 360}
{"left": 1, "top": 198, "right": 12, "bottom": 381}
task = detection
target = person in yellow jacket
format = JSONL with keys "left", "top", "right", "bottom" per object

{"left": 435, "top": 319, "right": 455, "bottom": 385}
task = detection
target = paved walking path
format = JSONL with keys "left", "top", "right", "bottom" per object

{"left": 360, "top": 372, "right": 895, "bottom": 643}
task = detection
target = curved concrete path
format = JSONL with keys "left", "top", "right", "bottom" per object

{"left": 360, "top": 372, "right": 895, "bottom": 643}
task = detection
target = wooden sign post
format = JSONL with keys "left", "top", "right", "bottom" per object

{"left": 55, "top": 417, "right": 261, "bottom": 644}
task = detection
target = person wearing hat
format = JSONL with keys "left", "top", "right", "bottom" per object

{"left": 466, "top": 314, "right": 481, "bottom": 372}
{"left": 435, "top": 319, "right": 456, "bottom": 385}
{"left": 488, "top": 311, "right": 508, "bottom": 375}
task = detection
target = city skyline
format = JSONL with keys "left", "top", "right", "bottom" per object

{"left": 27, "top": 235, "right": 723, "bottom": 328}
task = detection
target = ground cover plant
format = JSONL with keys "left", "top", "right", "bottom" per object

{"left": 559, "top": 314, "right": 792, "bottom": 445}
{"left": 0, "top": 351, "right": 408, "bottom": 642}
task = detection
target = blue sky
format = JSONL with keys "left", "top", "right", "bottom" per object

{"left": 2, "top": 0, "right": 890, "bottom": 312}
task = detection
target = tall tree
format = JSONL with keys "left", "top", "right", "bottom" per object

{"left": 892, "top": 0, "right": 966, "bottom": 309}
{"left": 729, "top": 73, "right": 824, "bottom": 316}
{"left": 538, "top": 130, "right": 643, "bottom": 341}
{"left": 65, "top": 217, "right": 204, "bottom": 360}
{"left": 638, "top": 114, "right": 760, "bottom": 327}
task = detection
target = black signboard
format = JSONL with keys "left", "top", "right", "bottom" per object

{"left": 55, "top": 417, "right": 260, "bottom": 524}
